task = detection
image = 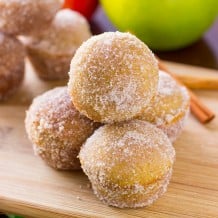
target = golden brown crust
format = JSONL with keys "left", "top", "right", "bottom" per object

{"left": 0, "top": 0, "right": 62, "bottom": 35}
{"left": 68, "top": 32, "right": 159, "bottom": 123}
{"left": 0, "top": 33, "right": 25, "bottom": 101}
{"left": 25, "top": 87, "right": 100, "bottom": 170}
{"left": 79, "top": 120, "right": 175, "bottom": 208}
{"left": 92, "top": 170, "right": 172, "bottom": 208}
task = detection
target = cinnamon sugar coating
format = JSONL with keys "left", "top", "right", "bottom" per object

{"left": 0, "top": 0, "right": 62, "bottom": 35}
{"left": 24, "top": 9, "right": 91, "bottom": 80}
{"left": 79, "top": 120, "right": 175, "bottom": 208}
{"left": 0, "top": 33, "right": 25, "bottom": 101}
{"left": 137, "top": 71, "right": 190, "bottom": 142}
{"left": 25, "top": 87, "right": 99, "bottom": 170}
{"left": 68, "top": 32, "right": 159, "bottom": 123}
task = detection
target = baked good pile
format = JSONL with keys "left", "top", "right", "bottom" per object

{"left": 25, "top": 31, "right": 190, "bottom": 208}
{"left": 0, "top": 0, "right": 91, "bottom": 101}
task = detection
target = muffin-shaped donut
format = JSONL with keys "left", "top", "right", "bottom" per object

{"left": 137, "top": 71, "right": 190, "bottom": 142}
{"left": 24, "top": 9, "right": 91, "bottom": 80}
{"left": 0, "top": 33, "right": 25, "bottom": 101}
{"left": 0, "top": 0, "right": 62, "bottom": 35}
{"left": 25, "top": 87, "right": 99, "bottom": 170}
{"left": 79, "top": 120, "right": 175, "bottom": 208}
{"left": 68, "top": 32, "right": 159, "bottom": 123}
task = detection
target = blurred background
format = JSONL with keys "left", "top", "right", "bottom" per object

{"left": 91, "top": 1, "right": 218, "bottom": 69}
{"left": 63, "top": 0, "right": 218, "bottom": 69}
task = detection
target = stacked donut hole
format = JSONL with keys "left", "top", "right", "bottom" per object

{"left": 25, "top": 32, "right": 190, "bottom": 208}
{"left": 0, "top": 0, "right": 91, "bottom": 101}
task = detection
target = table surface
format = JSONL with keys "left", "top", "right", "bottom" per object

{"left": 0, "top": 61, "right": 218, "bottom": 218}
{"left": 91, "top": 7, "right": 218, "bottom": 70}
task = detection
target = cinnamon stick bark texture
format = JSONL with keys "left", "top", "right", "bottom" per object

{"left": 157, "top": 58, "right": 215, "bottom": 123}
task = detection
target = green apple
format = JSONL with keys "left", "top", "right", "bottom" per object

{"left": 100, "top": 0, "right": 218, "bottom": 50}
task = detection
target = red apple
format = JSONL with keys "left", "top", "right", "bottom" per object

{"left": 63, "top": 0, "right": 99, "bottom": 20}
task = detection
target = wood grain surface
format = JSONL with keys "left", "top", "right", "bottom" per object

{"left": 0, "top": 61, "right": 218, "bottom": 218}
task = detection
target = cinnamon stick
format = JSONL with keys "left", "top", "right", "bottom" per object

{"left": 172, "top": 73, "right": 218, "bottom": 90}
{"left": 157, "top": 57, "right": 215, "bottom": 124}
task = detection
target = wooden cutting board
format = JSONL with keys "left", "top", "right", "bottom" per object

{"left": 0, "top": 61, "right": 218, "bottom": 218}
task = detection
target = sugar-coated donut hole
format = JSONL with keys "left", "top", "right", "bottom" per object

{"left": 25, "top": 87, "right": 100, "bottom": 170}
{"left": 24, "top": 9, "right": 91, "bottom": 80}
{"left": 28, "top": 9, "right": 91, "bottom": 54}
{"left": 137, "top": 71, "right": 190, "bottom": 142}
{"left": 68, "top": 32, "right": 159, "bottom": 123}
{"left": 79, "top": 120, "right": 175, "bottom": 208}
{"left": 0, "top": 33, "right": 25, "bottom": 101}
{"left": 0, "top": 0, "right": 62, "bottom": 35}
